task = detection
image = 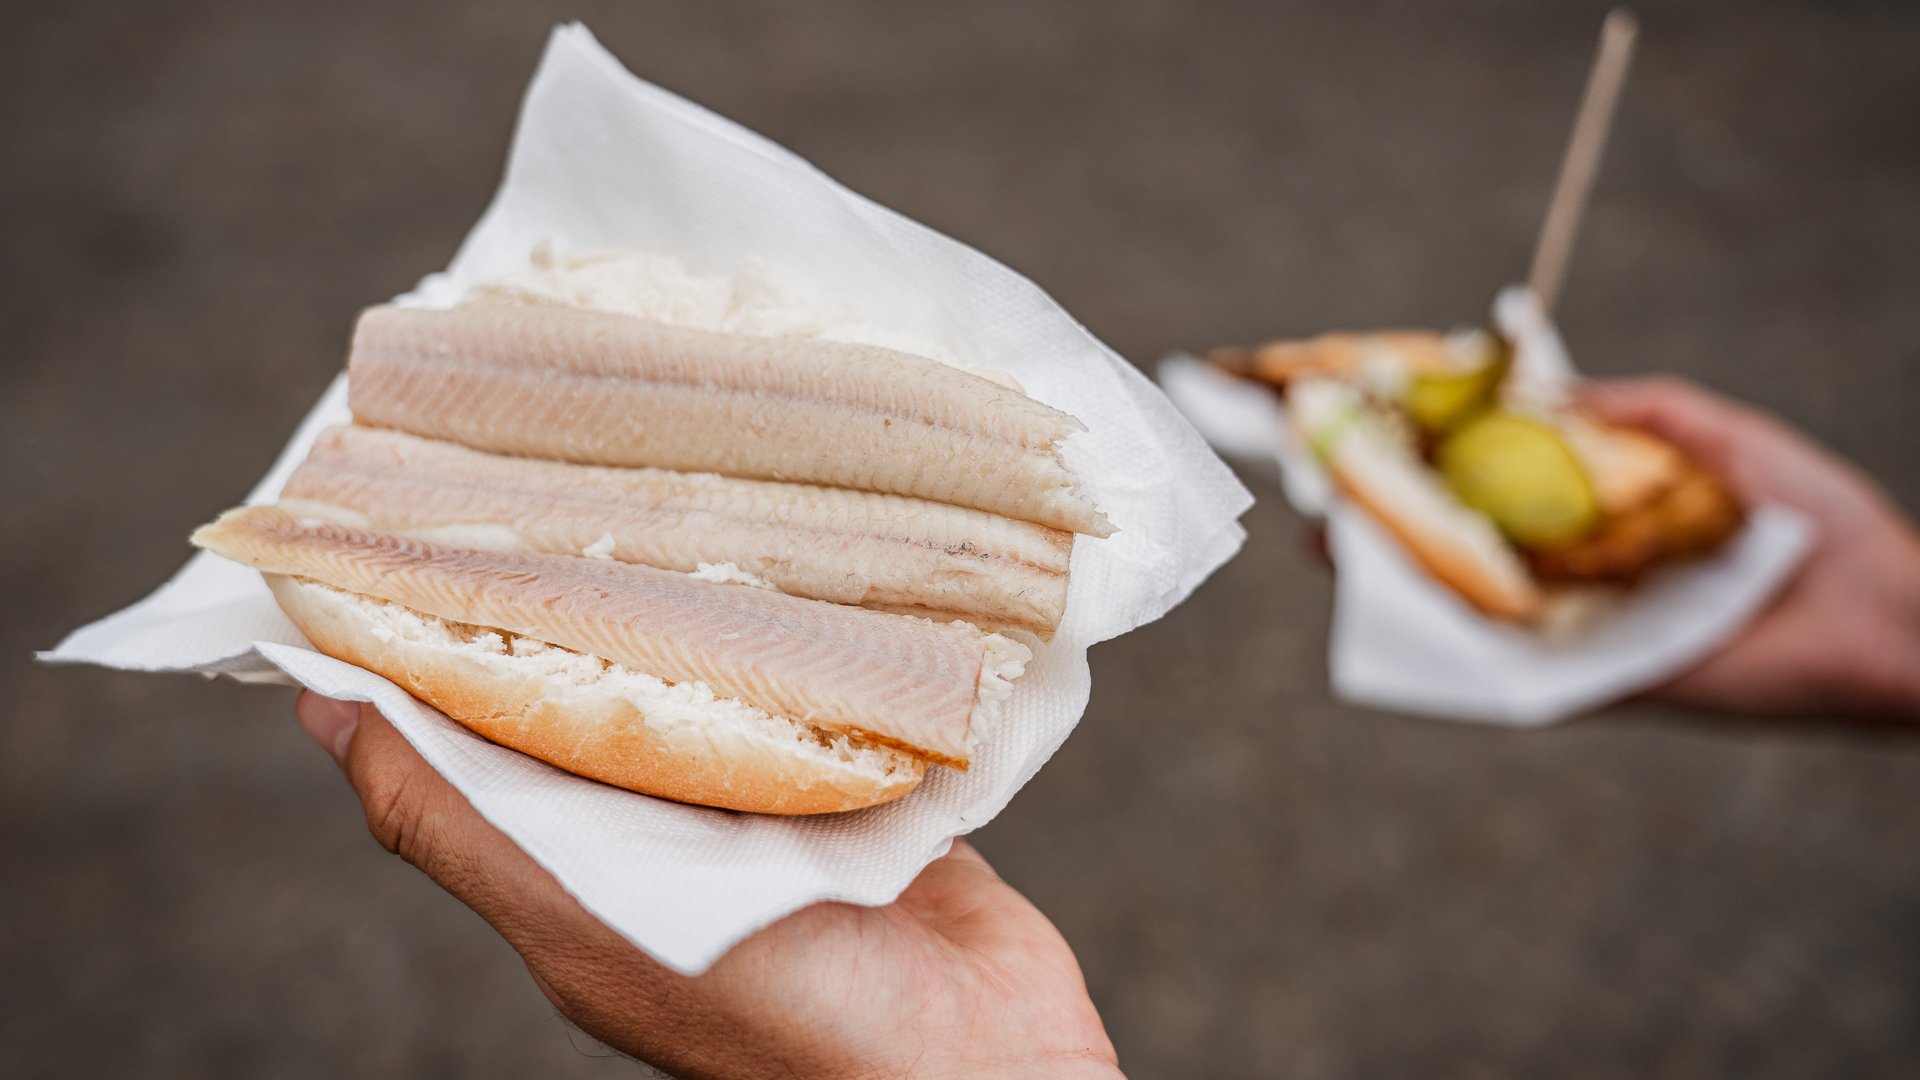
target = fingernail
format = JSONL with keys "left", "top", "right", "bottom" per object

{"left": 296, "top": 692, "right": 360, "bottom": 765}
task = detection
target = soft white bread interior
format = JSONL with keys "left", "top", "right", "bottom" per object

{"left": 1289, "top": 379, "right": 1542, "bottom": 620}
{"left": 267, "top": 574, "right": 925, "bottom": 814}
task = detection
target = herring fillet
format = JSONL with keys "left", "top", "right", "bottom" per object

{"left": 282, "top": 426, "right": 1073, "bottom": 636}
{"left": 346, "top": 304, "right": 1114, "bottom": 536}
{"left": 193, "top": 507, "right": 1016, "bottom": 766}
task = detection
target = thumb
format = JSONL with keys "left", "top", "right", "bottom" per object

{"left": 294, "top": 690, "right": 464, "bottom": 871}
{"left": 290, "top": 692, "right": 591, "bottom": 949}
{"left": 293, "top": 690, "right": 360, "bottom": 765}
{"left": 290, "top": 693, "right": 728, "bottom": 1069}
{"left": 1574, "top": 376, "right": 1754, "bottom": 480}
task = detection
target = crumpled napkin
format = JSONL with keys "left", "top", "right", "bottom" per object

{"left": 1158, "top": 286, "right": 1809, "bottom": 726}
{"left": 44, "top": 23, "right": 1252, "bottom": 974}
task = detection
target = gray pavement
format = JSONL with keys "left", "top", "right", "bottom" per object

{"left": 4, "top": 2, "right": 1918, "bottom": 1077}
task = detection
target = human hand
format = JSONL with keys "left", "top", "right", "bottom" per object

{"left": 293, "top": 693, "right": 1122, "bottom": 1079}
{"left": 1579, "top": 377, "right": 1920, "bottom": 720}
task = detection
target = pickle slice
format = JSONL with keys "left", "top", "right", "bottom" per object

{"left": 1405, "top": 331, "right": 1511, "bottom": 434}
{"left": 1438, "top": 410, "right": 1599, "bottom": 548}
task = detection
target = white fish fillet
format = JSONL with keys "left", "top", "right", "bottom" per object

{"left": 194, "top": 507, "right": 1029, "bottom": 765}
{"left": 346, "top": 304, "right": 1113, "bottom": 536}
{"left": 279, "top": 426, "right": 1072, "bottom": 636}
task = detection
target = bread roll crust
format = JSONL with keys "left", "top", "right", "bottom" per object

{"left": 268, "top": 575, "right": 924, "bottom": 815}
{"left": 1331, "top": 463, "right": 1543, "bottom": 620}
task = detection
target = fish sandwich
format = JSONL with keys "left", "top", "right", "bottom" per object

{"left": 1211, "top": 329, "right": 1743, "bottom": 622}
{"left": 193, "top": 251, "right": 1109, "bottom": 814}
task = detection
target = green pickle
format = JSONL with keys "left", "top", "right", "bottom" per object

{"left": 1438, "top": 410, "right": 1599, "bottom": 548}
{"left": 1405, "top": 333, "right": 1511, "bottom": 434}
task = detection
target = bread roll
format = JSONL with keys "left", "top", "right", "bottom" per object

{"left": 269, "top": 575, "right": 926, "bottom": 814}
{"left": 1289, "top": 379, "right": 1542, "bottom": 620}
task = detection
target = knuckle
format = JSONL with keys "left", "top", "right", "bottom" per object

{"left": 359, "top": 764, "right": 430, "bottom": 864}
{"left": 1644, "top": 374, "right": 1699, "bottom": 400}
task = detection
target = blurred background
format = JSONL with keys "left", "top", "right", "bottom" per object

{"left": 5, "top": 1, "right": 1918, "bottom": 1076}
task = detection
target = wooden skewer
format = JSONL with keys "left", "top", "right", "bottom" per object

{"left": 1527, "top": 8, "right": 1639, "bottom": 314}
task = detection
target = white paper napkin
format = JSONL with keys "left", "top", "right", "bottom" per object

{"left": 1159, "top": 287, "right": 1810, "bottom": 726}
{"left": 44, "top": 23, "right": 1252, "bottom": 975}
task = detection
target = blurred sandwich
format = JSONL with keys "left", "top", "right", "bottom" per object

{"left": 1210, "top": 329, "right": 1743, "bottom": 621}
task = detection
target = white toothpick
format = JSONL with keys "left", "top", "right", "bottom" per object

{"left": 1528, "top": 8, "right": 1639, "bottom": 315}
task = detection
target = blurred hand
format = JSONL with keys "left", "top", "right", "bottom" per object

{"left": 1579, "top": 377, "right": 1920, "bottom": 720}
{"left": 294, "top": 693, "right": 1121, "bottom": 1080}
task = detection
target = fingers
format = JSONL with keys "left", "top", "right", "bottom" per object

{"left": 1575, "top": 375, "right": 1721, "bottom": 423}
{"left": 1574, "top": 376, "right": 1807, "bottom": 513}
{"left": 1574, "top": 376, "right": 1750, "bottom": 473}
{"left": 1579, "top": 376, "right": 1912, "bottom": 531}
